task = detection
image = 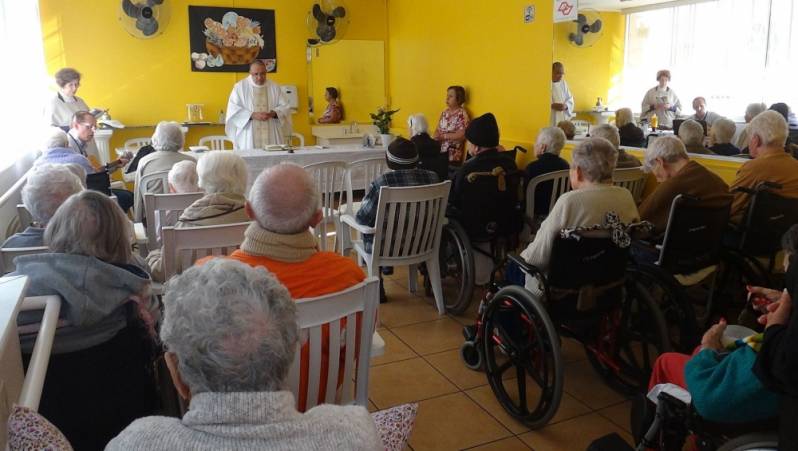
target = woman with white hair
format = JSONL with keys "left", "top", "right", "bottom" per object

{"left": 733, "top": 102, "right": 768, "bottom": 150}
{"left": 708, "top": 117, "right": 740, "bottom": 156}
{"left": 2, "top": 164, "right": 83, "bottom": 248}
{"left": 524, "top": 126, "right": 569, "bottom": 216}
{"left": 591, "top": 123, "right": 642, "bottom": 168}
{"left": 107, "top": 259, "right": 380, "bottom": 450}
{"left": 616, "top": 107, "right": 645, "bottom": 148}
{"left": 35, "top": 128, "right": 96, "bottom": 175}
{"left": 12, "top": 190, "right": 160, "bottom": 450}
{"left": 521, "top": 138, "right": 639, "bottom": 272}
{"left": 677, "top": 119, "right": 710, "bottom": 154}
{"left": 132, "top": 121, "right": 194, "bottom": 219}
{"left": 146, "top": 150, "right": 250, "bottom": 282}
{"left": 408, "top": 113, "right": 448, "bottom": 180}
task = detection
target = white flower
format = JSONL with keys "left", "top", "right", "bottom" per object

{"left": 195, "top": 59, "right": 206, "bottom": 70}
{"left": 191, "top": 52, "right": 200, "bottom": 61}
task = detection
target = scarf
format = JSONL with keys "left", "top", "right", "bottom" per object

{"left": 240, "top": 222, "right": 318, "bottom": 263}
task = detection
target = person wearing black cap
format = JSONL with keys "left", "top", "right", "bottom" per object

{"left": 355, "top": 137, "right": 440, "bottom": 301}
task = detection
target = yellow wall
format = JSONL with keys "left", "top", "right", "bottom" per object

{"left": 553, "top": 11, "right": 625, "bottom": 117}
{"left": 39, "top": 0, "right": 387, "bottom": 154}
{"left": 385, "top": 0, "right": 554, "bottom": 167}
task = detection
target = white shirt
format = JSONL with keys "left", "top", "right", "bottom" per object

{"left": 551, "top": 79, "right": 575, "bottom": 126}
{"left": 45, "top": 92, "right": 90, "bottom": 127}
{"left": 641, "top": 86, "right": 682, "bottom": 128}
{"left": 225, "top": 78, "right": 292, "bottom": 149}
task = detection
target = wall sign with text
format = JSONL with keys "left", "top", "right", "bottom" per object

{"left": 553, "top": 0, "right": 578, "bottom": 23}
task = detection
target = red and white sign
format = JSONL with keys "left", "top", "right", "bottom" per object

{"left": 553, "top": 0, "right": 578, "bottom": 23}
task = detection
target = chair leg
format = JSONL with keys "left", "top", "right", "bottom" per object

{"left": 408, "top": 264, "right": 418, "bottom": 293}
{"left": 425, "top": 257, "right": 446, "bottom": 315}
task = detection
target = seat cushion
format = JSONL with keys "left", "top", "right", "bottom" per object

{"left": 371, "top": 403, "right": 418, "bottom": 451}
{"left": 7, "top": 405, "right": 74, "bottom": 451}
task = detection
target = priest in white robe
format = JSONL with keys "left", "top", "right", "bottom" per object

{"left": 550, "top": 62, "right": 574, "bottom": 126}
{"left": 225, "top": 60, "right": 292, "bottom": 149}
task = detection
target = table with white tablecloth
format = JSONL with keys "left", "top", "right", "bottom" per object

{"left": 186, "top": 145, "right": 386, "bottom": 190}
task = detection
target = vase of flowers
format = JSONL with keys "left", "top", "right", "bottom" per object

{"left": 370, "top": 107, "right": 399, "bottom": 147}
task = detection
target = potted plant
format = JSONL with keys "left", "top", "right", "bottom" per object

{"left": 370, "top": 107, "right": 399, "bottom": 147}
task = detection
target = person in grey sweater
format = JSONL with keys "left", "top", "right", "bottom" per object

{"left": 106, "top": 258, "right": 381, "bottom": 451}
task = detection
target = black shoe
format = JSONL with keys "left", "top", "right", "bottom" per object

{"left": 379, "top": 281, "right": 387, "bottom": 303}
{"left": 381, "top": 266, "right": 394, "bottom": 276}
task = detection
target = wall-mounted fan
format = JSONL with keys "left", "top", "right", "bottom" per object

{"left": 119, "top": 0, "right": 170, "bottom": 39}
{"left": 306, "top": 1, "right": 349, "bottom": 46}
{"left": 568, "top": 10, "right": 603, "bottom": 47}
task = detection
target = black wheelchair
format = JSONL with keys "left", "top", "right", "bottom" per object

{"left": 459, "top": 219, "right": 670, "bottom": 429}
{"left": 628, "top": 194, "right": 732, "bottom": 352}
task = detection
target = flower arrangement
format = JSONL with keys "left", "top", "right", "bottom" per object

{"left": 197, "top": 11, "right": 265, "bottom": 67}
{"left": 370, "top": 107, "right": 400, "bottom": 134}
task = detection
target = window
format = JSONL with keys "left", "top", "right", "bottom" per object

{"left": 619, "top": 0, "right": 798, "bottom": 120}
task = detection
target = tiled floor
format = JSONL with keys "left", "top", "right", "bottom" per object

{"left": 371, "top": 266, "right": 635, "bottom": 451}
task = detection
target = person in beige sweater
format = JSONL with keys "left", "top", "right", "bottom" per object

{"left": 521, "top": 138, "right": 639, "bottom": 275}
{"left": 146, "top": 151, "right": 250, "bottom": 281}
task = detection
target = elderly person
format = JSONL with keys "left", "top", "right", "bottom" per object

{"left": 2, "top": 164, "right": 83, "bottom": 248}
{"left": 107, "top": 259, "right": 380, "bottom": 450}
{"left": 36, "top": 128, "right": 95, "bottom": 175}
{"left": 616, "top": 107, "right": 645, "bottom": 148}
{"left": 45, "top": 67, "right": 91, "bottom": 129}
{"left": 678, "top": 119, "right": 711, "bottom": 154}
{"left": 688, "top": 97, "right": 721, "bottom": 127}
{"left": 198, "top": 163, "right": 365, "bottom": 409}
{"left": 639, "top": 136, "right": 730, "bottom": 233}
{"left": 520, "top": 138, "right": 639, "bottom": 272}
{"left": 133, "top": 121, "right": 194, "bottom": 220}
{"left": 434, "top": 85, "right": 470, "bottom": 165}
{"left": 317, "top": 87, "right": 343, "bottom": 124}
{"left": 524, "top": 126, "right": 569, "bottom": 216}
{"left": 641, "top": 69, "right": 682, "bottom": 129}
{"left": 146, "top": 151, "right": 250, "bottom": 281}
{"left": 226, "top": 60, "right": 292, "bottom": 148}
{"left": 557, "top": 120, "right": 576, "bottom": 140}
{"left": 592, "top": 123, "right": 641, "bottom": 168}
{"left": 551, "top": 62, "right": 575, "bottom": 126}
{"left": 730, "top": 110, "right": 798, "bottom": 222}
{"left": 149, "top": 160, "right": 200, "bottom": 246}
{"left": 13, "top": 190, "right": 160, "bottom": 450}
{"left": 733, "top": 102, "right": 768, "bottom": 150}
{"left": 708, "top": 117, "right": 740, "bottom": 156}
{"left": 409, "top": 113, "right": 448, "bottom": 180}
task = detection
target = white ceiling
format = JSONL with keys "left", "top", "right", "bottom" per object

{"left": 579, "top": 0, "right": 699, "bottom": 12}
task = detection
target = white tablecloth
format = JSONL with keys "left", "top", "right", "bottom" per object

{"left": 187, "top": 145, "right": 386, "bottom": 190}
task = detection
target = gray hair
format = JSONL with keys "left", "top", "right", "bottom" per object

{"left": 168, "top": 160, "right": 199, "bottom": 193}
{"left": 745, "top": 102, "right": 767, "bottom": 122}
{"left": 45, "top": 190, "right": 133, "bottom": 264}
{"left": 643, "top": 135, "right": 688, "bottom": 172}
{"left": 591, "top": 124, "right": 621, "bottom": 149}
{"left": 615, "top": 108, "right": 634, "bottom": 127}
{"left": 572, "top": 138, "right": 618, "bottom": 183}
{"left": 44, "top": 128, "right": 69, "bottom": 149}
{"left": 151, "top": 121, "right": 184, "bottom": 152}
{"left": 22, "top": 164, "right": 83, "bottom": 225}
{"left": 535, "top": 127, "right": 566, "bottom": 155}
{"left": 160, "top": 259, "right": 298, "bottom": 394}
{"left": 711, "top": 118, "right": 736, "bottom": 145}
{"left": 62, "top": 163, "right": 87, "bottom": 186}
{"left": 54, "top": 68, "right": 81, "bottom": 88}
{"left": 249, "top": 163, "right": 320, "bottom": 234}
{"left": 407, "top": 113, "right": 428, "bottom": 137}
{"left": 678, "top": 119, "right": 704, "bottom": 147}
{"left": 197, "top": 151, "right": 248, "bottom": 195}
{"left": 749, "top": 110, "right": 789, "bottom": 147}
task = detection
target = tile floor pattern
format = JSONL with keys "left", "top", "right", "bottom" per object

{"left": 370, "top": 266, "right": 635, "bottom": 451}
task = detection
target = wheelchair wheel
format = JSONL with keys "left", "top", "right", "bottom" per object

{"left": 437, "top": 221, "right": 476, "bottom": 315}
{"left": 627, "top": 264, "right": 700, "bottom": 353}
{"left": 585, "top": 279, "right": 670, "bottom": 395}
{"left": 460, "top": 340, "right": 483, "bottom": 370}
{"left": 716, "top": 432, "right": 779, "bottom": 451}
{"left": 482, "top": 285, "right": 563, "bottom": 429}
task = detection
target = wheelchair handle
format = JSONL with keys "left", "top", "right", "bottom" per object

{"left": 507, "top": 253, "right": 542, "bottom": 277}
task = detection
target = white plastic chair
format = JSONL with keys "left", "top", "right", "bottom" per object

{"left": 337, "top": 157, "right": 390, "bottom": 255}
{"left": 198, "top": 135, "right": 234, "bottom": 151}
{"left": 288, "top": 132, "right": 306, "bottom": 148}
{"left": 161, "top": 222, "right": 250, "bottom": 280}
{"left": 138, "top": 170, "right": 171, "bottom": 198}
{"left": 525, "top": 169, "right": 571, "bottom": 219}
{"left": 304, "top": 161, "right": 348, "bottom": 251}
{"left": 613, "top": 167, "right": 648, "bottom": 204}
{"left": 339, "top": 181, "right": 451, "bottom": 314}
{"left": 0, "top": 246, "right": 49, "bottom": 274}
{"left": 142, "top": 192, "right": 204, "bottom": 249}
{"left": 288, "top": 277, "right": 379, "bottom": 410}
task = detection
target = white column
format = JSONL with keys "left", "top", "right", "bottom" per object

{"left": 94, "top": 129, "right": 114, "bottom": 166}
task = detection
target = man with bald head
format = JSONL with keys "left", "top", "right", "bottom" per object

{"left": 225, "top": 60, "right": 292, "bottom": 149}
{"left": 551, "top": 62, "right": 574, "bottom": 126}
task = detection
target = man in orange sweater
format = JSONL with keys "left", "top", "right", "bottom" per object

{"left": 200, "top": 162, "right": 365, "bottom": 411}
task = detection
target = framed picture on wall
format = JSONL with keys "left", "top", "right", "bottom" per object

{"left": 188, "top": 6, "right": 277, "bottom": 73}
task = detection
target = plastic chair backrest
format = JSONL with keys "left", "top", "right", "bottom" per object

{"left": 343, "top": 157, "right": 389, "bottom": 214}
{"left": 739, "top": 188, "right": 798, "bottom": 257}
{"left": 138, "top": 170, "right": 171, "bottom": 205}
{"left": 16, "top": 204, "right": 32, "bottom": 229}
{"left": 525, "top": 169, "right": 571, "bottom": 219}
{"left": 288, "top": 132, "right": 305, "bottom": 148}
{"left": 161, "top": 222, "right": 249, "bottom": 280}
{"left": 288, "top": 277, "right": 379, "bottom": 410}
{"left": 142, "top": 192, "right": 204, "bottom": 249}
{"left": 612, "top": 167, "right": 647, "bottom": 203}
{"left": 124, "top": 137, "right": 152, "bottom": 152}
{"left": 370, "top": 181, "right": 451, "bottom": 266}
{"left": 658, "top": 195, "right": 731, "bottom": 274}
{"left": 198, "top": 135, "right": 234, "bottom": 151}
{"left": 304, "top": 161, "right": 347, "bottom": 251}
{"left": 0, "top": 246, "right": 48, "bottom": 274}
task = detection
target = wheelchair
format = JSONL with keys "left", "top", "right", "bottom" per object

{"left": 459, "top": 219, "right": 670, "bottom": 429}
{"left": 629, "top": 194, "right": 732, "bottom": 353}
